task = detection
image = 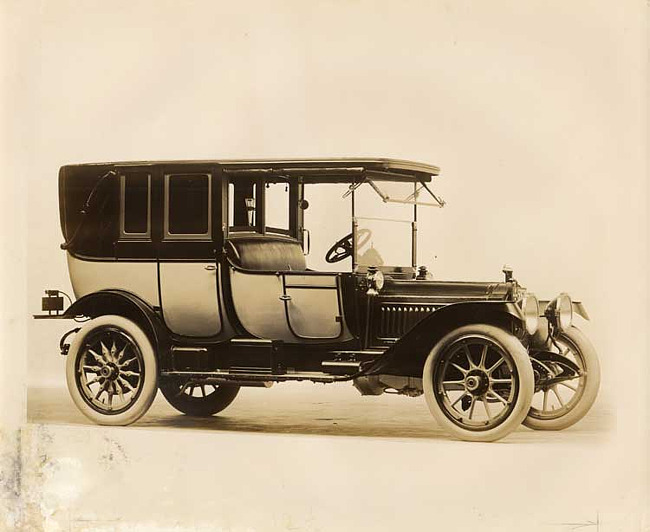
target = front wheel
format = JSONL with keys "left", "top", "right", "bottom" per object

{"left": 524, "top": 326, "right": 600, "bottom": 431}
{"left": 66, "top": 315, "right": 158, "bottom": 426}
{"left": 160, "top": 379, "right": 240, "bottom": 417}
{"left": 423, "top": 324, "right": 535, "bottom": 442}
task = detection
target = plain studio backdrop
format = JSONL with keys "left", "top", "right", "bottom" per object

{"left": 1, "top": 1, "right": 647, "bottom": 531}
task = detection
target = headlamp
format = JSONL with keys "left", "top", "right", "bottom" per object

{"left": 519, "top": 294, "right": 539, "bottom": 335}
{"left": 545, "top": 292, "right": 573, "bottom": 332}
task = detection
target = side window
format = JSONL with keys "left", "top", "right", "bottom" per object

{"left": 265, "top": 181, "right": 289, "bottom": 233}
{"left": 120, "top": 172, "right": 151, "bottom": 239}
{"left": 164, "top": 173, "right": 211, "bottom": 239}
{"left": 228, "top": 179, "right": 258, "bottom": 231}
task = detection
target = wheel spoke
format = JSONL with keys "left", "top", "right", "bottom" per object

{"left": 120, "top": 370, "right": 139, "bottom": 378}
{"left": 87, "top": 349, "right": 104, "bottom": 365}
{"left": 487, "top": 357, "right": 505, "bottom": 375}
{"left": 177, "top": 381, "right": 192, "bottom": 396}
{"left": 468, "top": 396, "right": 476, "bottom": 420}
{"left": 442, "top": 380, "right": 465, "bottom": 386}
{"left": 488, "top": 390, "right": 508, "bottom": 406}
{"left": 542, "top": 389, "right": 549, "bottom": 411}
{"left": 552, "top": 385, "right": 565, "bottom": 407}
{"left": 86, "top": 376, "right": 101, "bottom": 386}
{"left": 115, "top": 380, "right": 125, "bottom": 403}
{"left": 110, "top": 340, "right": 117, "bottom": 362}
{"left": 200, "top": 385, "right": 206, "bottom": 397}
{"left": 82, "top": 365, "right": 102, "bottom": 373}
{"left": 118, "top": 376, "right": 135, "bottom": 393}
{"left": 559, "top": 381, "right": 578, "bottom": 392}
{"left": 95, "top": 381, "right": 107, "bottom": 401}
{"left": 119, "top": 357, "right": 137, "bottom": 369}
{"left": 490, "top": 378, "right": 512, "bottom": 384}
{"left": 100, "top": 341, "right": 112, "bottom": 363}
{"left": 107, "top": 384, "right": 114, "bottom": 410}
{"left": 450, "top": 392, "right": 469, "bottom": 409}
{"left": 115, "top": 346, "right": 128, "bottom": 364}
{"left": 482, "top": 398, "right": 493, "bottom": 420}
{"left": 463, "top": 345, "right": 475, "bottom": 368}
{"left": 478, "top": 344, "right": 488, "bottom": 369}
{"left": 450, "top": 363, "right": 468, "bottom": 375}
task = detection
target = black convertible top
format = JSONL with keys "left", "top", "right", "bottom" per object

{"left": 61, "top": 157, "right": 440, "bottom": 183}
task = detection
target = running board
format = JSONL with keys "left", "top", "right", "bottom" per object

{"left": 160, "top": 370, "right": 350, "bottom": 384}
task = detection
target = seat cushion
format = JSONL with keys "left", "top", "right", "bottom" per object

{"left": 226, "top": 236, "right": 306, "bottom": 271}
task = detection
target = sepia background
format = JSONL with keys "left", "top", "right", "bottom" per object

{"left": 1, "top": 1, "right": 647, "bottom": 530}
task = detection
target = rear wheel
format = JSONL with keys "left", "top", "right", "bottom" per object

{"left": 66, "top": 315, "right": 158, "bottom": 426}
{"left": 160, "top": 379, "right": 240, "bottom": 417}
{"left": 423, "top": 324, "right": 534, "bottom": 442}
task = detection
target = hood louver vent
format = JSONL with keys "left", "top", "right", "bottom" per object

{"left": 378, "top": 304, "right": 436, "bottom": 339}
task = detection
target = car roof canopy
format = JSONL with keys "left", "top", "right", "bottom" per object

{"left": 218, "top": 158, "right": 439, "bottom": 184}
{"left": 65, "top": 158, "right": 440, "bottom": 184}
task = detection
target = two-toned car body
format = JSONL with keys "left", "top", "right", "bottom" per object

{"left": 35, "top": 158, "right": 600, "bottom": 441}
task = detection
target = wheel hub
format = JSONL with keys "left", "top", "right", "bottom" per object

{"left": 465, "top": 370, "right": 489, "bottom": 396}
{"left": 100, "top": 362, "right": 118, "bottom": 380}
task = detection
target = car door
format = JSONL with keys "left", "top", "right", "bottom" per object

{"left": 157, "top": 167, "right": 223, "bottom": 337}
{"left": 282, "top": 273, "right": 344, "bottom": 339}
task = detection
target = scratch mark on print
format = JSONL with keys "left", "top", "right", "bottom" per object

{"left": 101, "top": 434, "right": 129, "bottom": 470}
{"left": 0, "top": 429, "right": 22, "bottom": 529}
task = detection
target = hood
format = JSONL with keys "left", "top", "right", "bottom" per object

{"left": 379, "top": 278, "right": 513, "bottom": 305}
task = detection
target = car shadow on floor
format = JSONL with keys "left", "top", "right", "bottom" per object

{"left": 27, "top": 386, "right": 612, "bottom": 443}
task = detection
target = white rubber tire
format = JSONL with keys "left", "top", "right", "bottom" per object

{"left": 66, "top": 315, "right": 158, "bottom": 426}
{"left": 423, "top": 324, "right": 535, "bottom": 442}
{"left": 523, "top": 326, "right": 600, "bottom": 431}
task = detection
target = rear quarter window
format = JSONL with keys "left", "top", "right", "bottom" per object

{"left": 164, "top": 173, "right": 212, "bottom": 239}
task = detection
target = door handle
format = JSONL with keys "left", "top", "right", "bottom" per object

{"left": 279, "top": 295, "right": 292, "bottom": 301}
{"left": 204, "top": 265, "right": 217, "bottom": 271}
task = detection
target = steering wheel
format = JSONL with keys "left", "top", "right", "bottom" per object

{"left": 325, "top": 229, "right": 371, "bottom": 263}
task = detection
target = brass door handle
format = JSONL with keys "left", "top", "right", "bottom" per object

{"left": 279, "top": 295, "right": 292, "bottom": 301}
{"left": 204, "top": 265, "right": 217, "bottom": 271}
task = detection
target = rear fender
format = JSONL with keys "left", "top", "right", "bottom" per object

{"left": 365, "top": 301, "right": 523, "bottom": 378}
{"left": 64, "top": 290, "right": 170, "bottom": 360}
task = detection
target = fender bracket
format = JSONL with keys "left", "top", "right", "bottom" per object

{"left": 59, "top": 327, "right": 81, "bottom": 356}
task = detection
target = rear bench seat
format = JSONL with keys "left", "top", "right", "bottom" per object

{"left": 225, "top": 236, "right": 307, "bottom": 271}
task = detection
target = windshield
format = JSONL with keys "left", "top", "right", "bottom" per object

{"left": 355, "top": 216, "right": 413, "bottom": 268}
{"left": 302, "top": 179, "right": 443, "bottom": 272}
{"left": 353, "top": 181, "right": 419, "bottom": 269}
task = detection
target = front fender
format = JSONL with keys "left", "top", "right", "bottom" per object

{"left": 365, "top": 301, "right": 524, "bottom": 378}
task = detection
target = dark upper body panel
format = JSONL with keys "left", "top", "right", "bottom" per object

{"left": 58, "top": 158, "right": 440, "bottom": 259}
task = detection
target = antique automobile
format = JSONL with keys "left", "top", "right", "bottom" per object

{"left": 34, "top": 158, "right": 600, "bottom": 442}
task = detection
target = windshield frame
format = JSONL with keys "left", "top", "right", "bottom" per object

{"left": 350, "top": 181, "right": 427, "bottom": 273}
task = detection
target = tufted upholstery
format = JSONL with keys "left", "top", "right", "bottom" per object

{"left": 225, "top": 236, "right": 306, "bottom": 271}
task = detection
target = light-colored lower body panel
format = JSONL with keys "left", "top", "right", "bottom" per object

{"left": 67, "top": 254, "right": 159, "bottom": 307}
{"left": 159, "top": 262, "right": 222, "bottom": 337}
